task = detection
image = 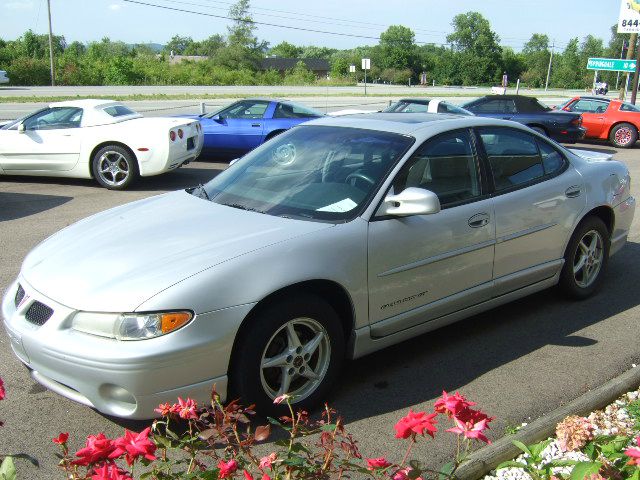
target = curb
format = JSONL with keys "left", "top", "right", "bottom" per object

{"left": 455, "top": 366, "right": 640, "bottom": 480}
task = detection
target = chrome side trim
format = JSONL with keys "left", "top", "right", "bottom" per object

{"left": 378, "top": 239, "right": 496, "bottom": 277}
{"left": 496, "top": 222, "right": 557, "bottom": 244}
{"left": 349, "top": 273, "right": 560, "bottom": 360}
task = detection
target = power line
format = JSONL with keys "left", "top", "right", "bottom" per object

{"left": 122, "top": 0, "right": 451, "bottom": 45}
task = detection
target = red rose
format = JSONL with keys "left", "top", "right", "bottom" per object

{"left": 394, "top": 409, "right": 438, "bottom": 439}
{"left": 53, "top": 432, "right": 69, "bottom": 445}
{"left": 73, "top": 433, "right": 115, "bottom": 466}
{"left": 366, "top": 457, "right": 392, "bottom": 470}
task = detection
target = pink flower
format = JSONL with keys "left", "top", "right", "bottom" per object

{"left": 52, "top": 432, "right": 69, "bottom": 445}
{"left": 625, "top": 437, "right": 640, "bottom": 466}
{"left": 109, "top": 427, "right": 157, "bottom": 466}
{"left": 218, "top": 459, "right": 239, "bottom": 479}
{"left": 261, "top": 475, "right": 271, "bottom": 480}
{"left": 366, "top": 457, "right": 392, "bottom": 470}
{"left": 154, "top": 403, "right": 172, "bottom": 416}
{"left": 91, "top": 463, "right": 133, "bottom": 480}
{"left": 394, "top": 409, "right": 438, "bottom": 439}
{"left": 243, "top": 470, "right": 254, "bottom": 480}
{"left": 392, "top": 468, "right": 422, "bottom": 480}
{"left": 73, "top": 433, "right": 115, "bottom": 466}
{"left": 0, "top": 377, "right": 5, "bottom": 400}
{"left": 434, "top": 391, "right": 476, "bottom": 417}
{"left": 446, "top": 415, "right": 492, "bottom": 444}
{"left": 172, "top": 397, "right": 198, "bottom": 420}
{"left": 259, "top": 452, "right": 277, "bottom": 470}
{"left": 273, "top": 394, "right": 290, "bottom": 405}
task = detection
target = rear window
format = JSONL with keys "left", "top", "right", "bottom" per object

{"left": 103, "top": 105, "right": 136, "bottom": 117}
{"left": 620, "top": 102, "right": 640, "bottom": 112}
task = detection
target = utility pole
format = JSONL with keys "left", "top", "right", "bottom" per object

{"left": 616, "top": 40, "right": 627, "bottom": 90}
{"left": 620, "top": 33, "right": 637, "bottom": 101}
{"left": 544, "top": 41, "right": 554, "bottom": 91}
{"left": 46, "top": 0, "right": 55, "bottom": 86}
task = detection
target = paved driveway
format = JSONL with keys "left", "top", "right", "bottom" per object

{"left": 0, "top": 141, "right": 638, "bottom": 478}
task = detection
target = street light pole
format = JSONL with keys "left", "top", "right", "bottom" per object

{"left": 46, "top": 0, "right": 56, "bottom": 86}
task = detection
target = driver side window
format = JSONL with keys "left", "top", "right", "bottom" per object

{"left": 22, "top": 107, "right": 83, "bottom": 130}
{"left": 220, "top": 101, "right": 269, "bottom": 119}
{"left": 393, "top": 130, "right": 481, "bottom": 208}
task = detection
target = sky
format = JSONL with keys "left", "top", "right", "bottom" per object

{"left": 0, "top": 0, "right": 623, "bottom": 53}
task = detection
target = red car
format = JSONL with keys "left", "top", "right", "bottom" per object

{"left": 558, "top": 96, "right": 640, "bottom": 148}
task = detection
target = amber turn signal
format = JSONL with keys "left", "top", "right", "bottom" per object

{"left": 160, "top": 312, "right": 192, "bottom": 334}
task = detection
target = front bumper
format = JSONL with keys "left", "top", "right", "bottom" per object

{"left": 2, "top": 277, "right": 253, "bottom": 419}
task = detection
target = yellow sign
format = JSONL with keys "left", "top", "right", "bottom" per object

{"left": 619, "top": 0, "right": 640, "bottom": 32}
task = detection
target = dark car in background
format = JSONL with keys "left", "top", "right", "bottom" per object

{"left": 383, "top": 98, "right": 473, "bottom": 116}
{"left": 462, "top": 95, "right": 586, "bottom": 143}
{"left": 181, "top": 98, "right": 324, "bottom": 158}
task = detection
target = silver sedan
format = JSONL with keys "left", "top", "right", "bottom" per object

{"left": 2, "top": 114, "right": 635, "bottom": 419}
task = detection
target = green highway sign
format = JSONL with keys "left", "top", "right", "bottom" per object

{"left": 587, "top": 57, "right": 637, "bottom": 72}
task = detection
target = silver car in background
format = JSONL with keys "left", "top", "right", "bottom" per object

{"left": 2, "top": 114, "right": 635, "bottom": 418}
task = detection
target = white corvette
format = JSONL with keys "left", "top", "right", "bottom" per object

{"left": 0, "top": 99, "right": 203, "bottom": 190}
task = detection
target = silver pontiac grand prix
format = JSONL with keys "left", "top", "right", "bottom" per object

{"left": 2, "top": 114, "right": 635, "bottom": 419}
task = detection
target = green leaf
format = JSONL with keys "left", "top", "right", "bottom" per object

{"left": 511, "top": 440, "right": 533, "bottom": 457}
{"left": 496, "top": 460, "right": 527, "bottom": 470}
{"left": 408, "top": 468, "right": 422, "bottom": 479}
{"left": 570, "top": 461, "right": 602, "bottom": 480}
{"left": 583, "top": 441, "right": 597, "bottom": 460}
{"left": 0, "top": 457, "right": 16, "bottom": 480}
{"left": 438, "top": 461, "right": 455, "bottom": 480}
{"left": 628, "top": 469, "right": 640, "bottom": 480}
{"left": 529, "top": 439, "right": 553, "bottom": 459}
{"left": 320, "top": 423, "right": 337, "bottom": 432}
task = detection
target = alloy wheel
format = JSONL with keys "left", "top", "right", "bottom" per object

{"left": 97, "top": 151, "right": 130, "bottom": 187}
{"left": 573, "top": 229, "right": 604, "bottom": 288}
{"left": 615, "top": 127, "right": 633, "bottom": 146}
{"left": 260, "top": 317, "right": 331, "bottom": 402}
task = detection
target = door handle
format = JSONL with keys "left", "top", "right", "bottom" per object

{"left": 565, "top": 186, "right": 581, "bottom": 198}
{"left": 468, "top": 213, "right": 490, "bottom": 228}
{"left": 251, "top": 123, "right": 261, "bottom": 127}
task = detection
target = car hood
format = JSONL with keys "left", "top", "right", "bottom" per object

{"left": 21, "top": 190, "right": 333, "bottom": 312}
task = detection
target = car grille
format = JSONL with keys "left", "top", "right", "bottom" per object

{"left": 25, "top": 301, "right": 54, "bottom": 326}
{"left": 14, "top": 284, "right": 25, "bottom": 307}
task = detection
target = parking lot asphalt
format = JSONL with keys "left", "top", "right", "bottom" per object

{"left": 1, "top": 142, "right": 639, "bottom": 478}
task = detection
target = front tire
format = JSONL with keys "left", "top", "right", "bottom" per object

{"left": 558, "top": 216, "right": 610, "bottom": 299}
{"left": 92, "top": 145, "right": 139, "bottom": 190}
{"left": 230, "top": 294, "right": 344, "bottom": 416}
{"left": 609, "top": 123, "right": 638, "bottom": 148}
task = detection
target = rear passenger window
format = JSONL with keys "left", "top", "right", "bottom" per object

{"left": 478, "top": 128, "right": 544, "bottom": 191}
{"left": 537, "top": 140, "right": 566, "bottom": 175}
{"left": 393, "top": 130, "right": 481, "bottom": 207}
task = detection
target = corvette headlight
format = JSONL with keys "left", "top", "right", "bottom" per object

{"left": 71, "top": 311, "right": 193, "bottom": 341}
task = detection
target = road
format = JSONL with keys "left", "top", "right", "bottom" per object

{"left": 0, "top": 84, "right": 597, "bottom": 121}
{"left": 0, "top": 141, "right": 639, "bottom": 478}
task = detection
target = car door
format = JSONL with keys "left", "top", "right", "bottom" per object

{"left": 203, "top": 100, "right": 269, "bottom": 152}
{"left": 0, "top": 107, "right": 83, "bottom": 171}
{"left": 367, "top": 129, "right": 496, "bottom": 337}
{"left": 565, "top": 98, "right": 608, "bottom": 137}
{"left": 476, "top": 126, "right": 586, "bottom": 296}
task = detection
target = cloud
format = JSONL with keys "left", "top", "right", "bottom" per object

{"left": 108, "top": 3, "right": 123, "bottom": 11}
{"left": 4, "top": 1, "right": 34, "bottom": 10}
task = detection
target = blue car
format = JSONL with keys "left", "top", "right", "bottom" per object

{"left": 183, "top": 99, "right": 324, "bottom": 157}
{"left": 462, "top": 95, "right": 586, "bottom": 143}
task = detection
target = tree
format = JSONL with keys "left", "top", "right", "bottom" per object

{"left": 164, "top": 35, "right": 194, "bottom": 55}
{"left": 269, "top": 41, "right": 302, "bottom": 58}
{"left": 214, "top": 0, "right": 267, "bottom": 69}
{"left": 551, "top": 38, "right": 582, "bottom": 88}
{"left": 379, "top": 25, "right": 416, "bottom": 71}
{"left": 446, "top": 12, "right": 502, "bottom": 84}
{"left": 521, "top": 34, "right": 550, "bottom": 87}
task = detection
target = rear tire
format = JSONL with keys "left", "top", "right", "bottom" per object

{"left": 558, "top": 216, "right": 610, "bottom": 299}
{"left": 609, "top": 123, "right": 638, "bottom": 148}
{"left": 92, "top": 145, "right": 138, "bottom": 190}
{"left": 230, "top": 294, "right": 344, "bottom": 416}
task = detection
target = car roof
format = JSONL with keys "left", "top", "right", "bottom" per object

{"left": 301, "top": 112, "right": 527, "bottom": 136}
{"left": 397, "top": 98, "right": 432, "bottom": 104}
{"left": 577, "top": 96, "right": 613, "bottom": 103}
{"left": 47, "top": 99, "right": 142, "bottom": 127}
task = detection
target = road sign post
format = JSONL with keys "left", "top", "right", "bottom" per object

{"left": 361, "top": 58, "right": 370, "bottom": 96}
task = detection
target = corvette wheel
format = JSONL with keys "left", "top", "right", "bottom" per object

{"left": 92, "top": 145, "right": 138, "bottom": 190}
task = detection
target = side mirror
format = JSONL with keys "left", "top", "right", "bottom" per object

{"left": 381, "top": 187, "right": 441, "bottom": 217}
{"left": 17, "top": 123, "right": 25, "bottom": 133}
{"left": 212, "top": 114, "right": 225, "bottom": 124}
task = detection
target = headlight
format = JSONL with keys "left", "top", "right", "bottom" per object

{"left": 71, "top": 311, "right": 193, "bottom": 341}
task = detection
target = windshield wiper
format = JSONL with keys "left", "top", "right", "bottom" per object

{"left": 188, "top": 184, "right": 210, "bottom": 200}
{"left": 219, "top": 202, "right": 266, "bottom": 214}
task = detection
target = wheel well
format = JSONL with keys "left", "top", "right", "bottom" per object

{"left": 582, "top": 206, "right": 614, "bottom": 237}
{"left": 264, "top": 130, "right": 286, "bottom": 141}
{"left": 88, "top": 142, "right": 138, "bottom": 178}
{"left": 229, "top": 280, "right": 355, "bottom": 371}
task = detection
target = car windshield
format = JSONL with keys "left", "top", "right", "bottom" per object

{"left": 198, "top": 125, "right": 414, "bottom": 221}
{"left": 384, "top": 100, "right": 429, "bottom": 113}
